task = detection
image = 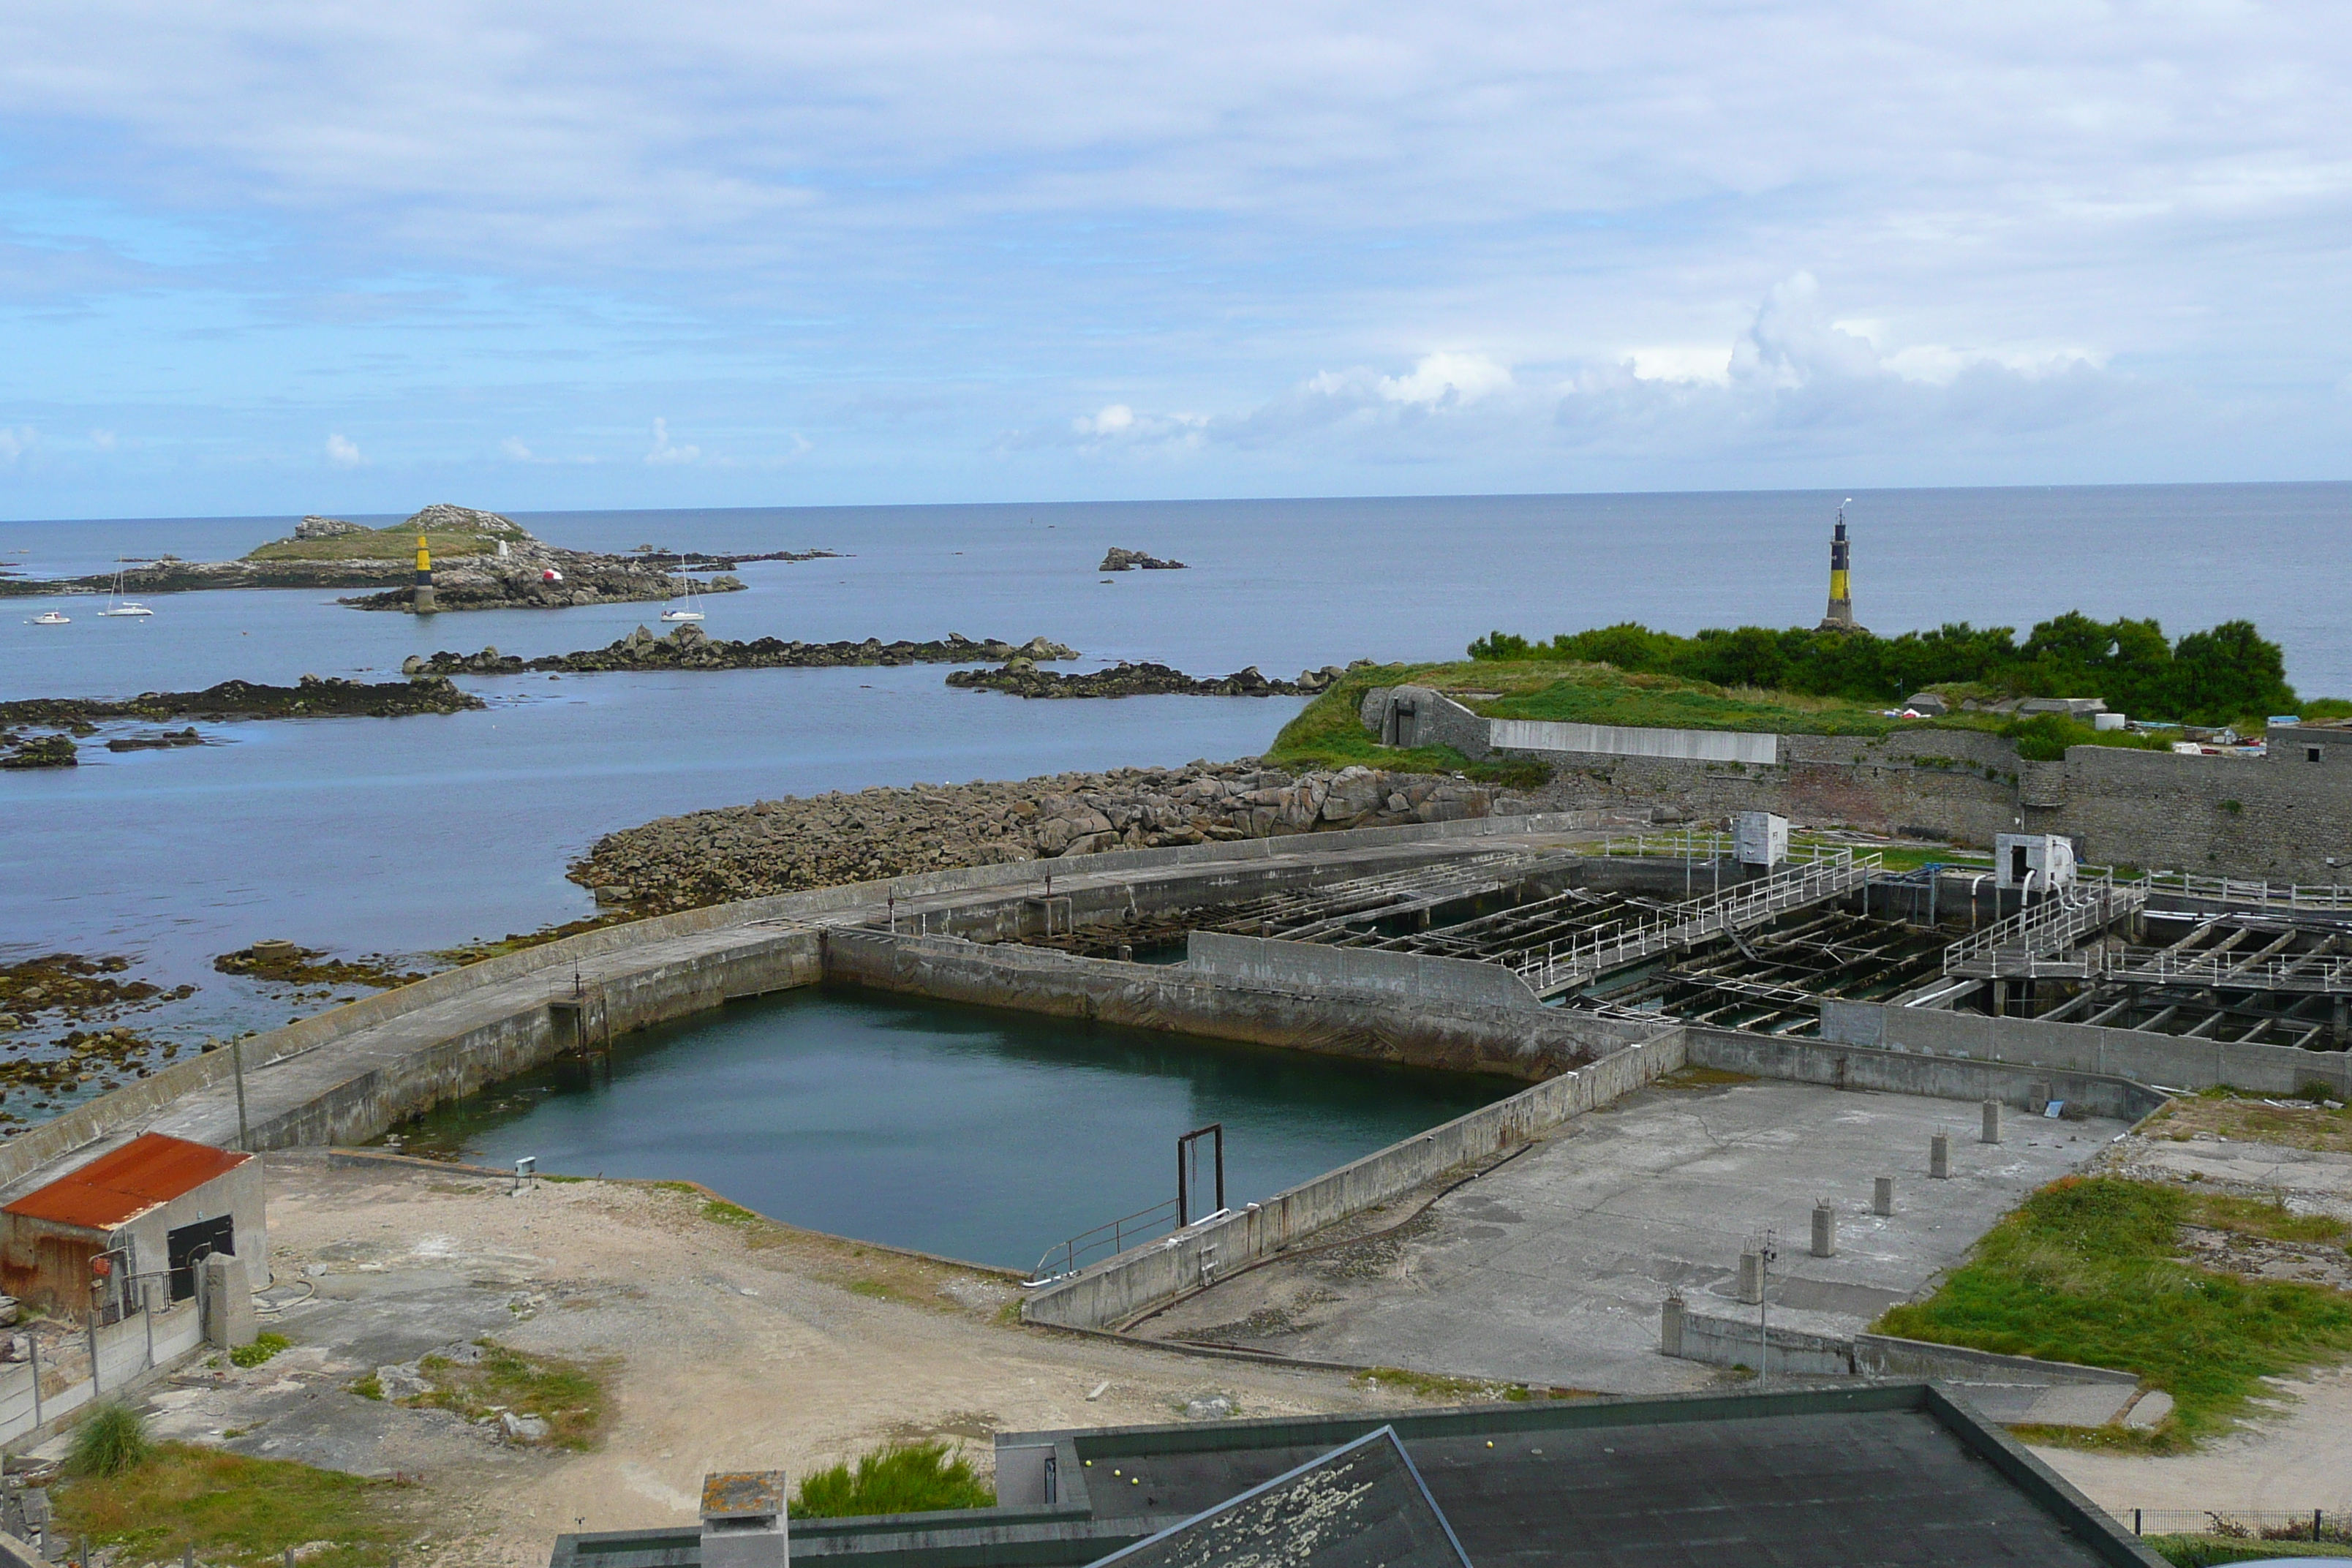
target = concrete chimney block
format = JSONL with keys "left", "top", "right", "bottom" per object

{"left": 199, "top": 1251, "right": 257, "bottom": 1350}
{"left": 1659, "top": 1294, "right": 1686, "bottom": 1357}
{"left": 702, "top": 1471, "right": 789, "bottom": 1568}
{"left": 1930, "top": 1134, "right": 1950, "bottom": 1180}
{"left": 1736, "top": 1251, "right": 1764, "bottom": 1305}
{"left": 1981, "top": 1098, "right": 2002, "bottom": 1145}
{"left": 1810, "top": 1202, "right": 1836, "bottom": 1259}
{"left": 1873, "top": 1177, "right": 1894, "bottom": 1216}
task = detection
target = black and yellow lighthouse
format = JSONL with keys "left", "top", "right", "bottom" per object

{"left": 413, "top": 531, "right": 437, "bottom": 614}
{"left": 1817, "top": 499, "right": 1859, "bottom": 633}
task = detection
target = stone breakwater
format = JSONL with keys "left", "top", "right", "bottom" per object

{"left": 945, "top": 660, "right": 1352, "bottom": 698}
{"left": 569, "top": 761, "right": 1498, "bottom": 909}
{"left": 402, "top": 625, "right": 1077, "bottom": 677}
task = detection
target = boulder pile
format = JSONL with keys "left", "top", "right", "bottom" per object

{"left": 570, "top": 761, "right": 1496, "bottom": 910}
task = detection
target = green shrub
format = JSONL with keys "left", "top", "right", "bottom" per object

{"left": 67, "top": 1403, "right": 151, "bottom": 1478}
{"left": 230, "top": 1332, "right": 290, "bottom": 1368}
{"left": 790, "top": 1440, "right": 994, "bottom": 1518}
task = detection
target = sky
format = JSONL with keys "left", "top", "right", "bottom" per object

{"left": 2, "top": 0, "right": 2348, "bottom": 519}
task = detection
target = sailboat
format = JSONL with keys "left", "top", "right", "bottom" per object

{"left": 658, "top": 554, "right": 705, "bottom": 624}
{"left": 99, "top": 561, "right": 154, "bottom": 618}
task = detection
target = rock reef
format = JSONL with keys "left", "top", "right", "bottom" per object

{"left": 402, "top": 625, "right": 1077, "bottom": 676}
{"left": 1099, "top": 547, "right": 1186, "bottom": 571}
{"left": 569, "top": 761, "right": 1496, "bottom": 910}
{"left": 946, "top": 660, "right": 1353, "bottom": 698}
{"left": 0, "top": 675, "right": 483, "bottom": 730}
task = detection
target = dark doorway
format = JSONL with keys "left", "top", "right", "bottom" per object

{"left": 2011, "top": 845, "right": 2029, "bottom": 883}
{"left": 167, "top": 1214, "right": 235, "bottom": 1302}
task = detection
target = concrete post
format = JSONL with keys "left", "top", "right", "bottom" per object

{"left": 1736, "top": 1251, "right": 1764, "bottom": 1305}
{"left": 199, "top": 1253, "right": 257, "bottom": 1350}
{"left": 1873, "top": 1177, "right": 1893, "bottom": 1216}
{"left": 701, "top": 1471, "right": 788, "bottom": 1568}
{"left": 1810, "top": 1202, "right": 1836, "bottom": 1259}
{"left": 1659, "top": 1294, "right": 1685, "bottom": 1357}
{"left": 1981, "top": 1098, "right": 2002, "bottom": 1145}
{"left": 1930, "top": 1134, "right": 1950, "bottom": 1180}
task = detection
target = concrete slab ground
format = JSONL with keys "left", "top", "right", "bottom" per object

{"left": 1134, "top": 1071, "right": 2127, "bottom": 1393}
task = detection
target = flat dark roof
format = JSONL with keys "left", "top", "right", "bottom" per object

{"left": 551, "top": 1384, "right": 2161, "bottom": 1568}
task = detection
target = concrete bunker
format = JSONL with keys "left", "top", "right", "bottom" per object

{"left": 0, "top": 1131, "right": 265, "bottom": 1317}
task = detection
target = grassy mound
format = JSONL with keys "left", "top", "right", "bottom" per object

{"left": 244, "top": 523, "right": 522, "bottom": 562}
{"left": 1874, "top": 1177, "right": 2352, "bottom": 1446}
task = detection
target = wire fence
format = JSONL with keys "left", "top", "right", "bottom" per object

{"left": 2114, "top": 1508, "right": 2348, "bottom": 1543}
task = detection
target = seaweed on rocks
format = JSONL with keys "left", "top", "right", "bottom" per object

{"left": 946, "top": 660, "right": 1351, "bottom": 698}
{"left": 402, "top": 624, "right": 1077, "bottom": 676}
{"left": 0, "top": 733, "right": 77, "bottom": 769}
{"left": 213, "top": 943, "right": 431, "bottom": 990}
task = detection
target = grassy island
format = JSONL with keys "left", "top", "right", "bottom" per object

{"left": 1266, "top": 613, "right": 2340, "bottom": 776}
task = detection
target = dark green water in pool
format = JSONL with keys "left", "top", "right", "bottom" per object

{"left": 388, "top": 984, "right": 1520, "bottom": 1270}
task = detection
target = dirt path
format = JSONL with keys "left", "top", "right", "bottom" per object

{"left": 132, "top": 1153, "right": 1428, "bottom": 1565}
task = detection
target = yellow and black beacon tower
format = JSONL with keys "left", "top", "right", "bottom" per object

{"left": 413, "top": 532, "right": 437, "bottom": 614}
{"left": 1817, "top": 497, "right": 1858, "bottom": 633}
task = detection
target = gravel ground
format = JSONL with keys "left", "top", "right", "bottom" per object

{"left": 108, "top": 1151, "right": 1431, "bottom": 1566}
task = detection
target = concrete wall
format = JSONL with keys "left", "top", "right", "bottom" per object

{"left": 1663, "top": 1302, "right": 2141, "bottom": 1387}
{"left": 1684, "top": 1027, "right": 2171, "bottom": 1121}
{"left": 0, "top": 1295, "right": 204, "bottom": 1445}
{"left": 1665, "top": 1302, "right": 1856, "bottom": 1378}
{"left": 1817, "top": 1000, "right": 2352, "bottom": 1098}
{"left": 1184, "top": 932, "right": 1542, "bottom": 1011}
{"left": 1491, "top": 718, "right": 1779, "bottom": 766}
{"left": 1022, "top": 1028, "right": 1688, "bottom": 1330}
{"left": 824, "top": 929, "right": 1646, "bottom": 1082}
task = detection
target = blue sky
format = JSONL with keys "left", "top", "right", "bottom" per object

{"left": 2, "top": 0, "right": 2348, "bottom": 519}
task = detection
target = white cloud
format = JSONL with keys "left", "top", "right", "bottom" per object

{"left": 1378, "top": 352, "right": 1515, "bottom": 407}
{"left": 0, "top": 427, "right": 33, "bottom": 464}
{"left": 1623, "top": 347, "right": 1732, "bottom": 386}
{"left": 500, "top": 436, "right": 533, "bottom": 460}
{"left": 325, "top": 432, "right": 364, "bottom": 466}
{"left": 644, "top": 418, "right": 700, "bottom": 464}
{"left": 88, "top": 428, "right": 118, "bottom": 451}
{"left": 1074, "top": 404, "right": 1135, "bottom": 435}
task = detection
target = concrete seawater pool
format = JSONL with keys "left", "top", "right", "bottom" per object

{"left": 385, "top": 984, "right": 1520, "bottom": 1271}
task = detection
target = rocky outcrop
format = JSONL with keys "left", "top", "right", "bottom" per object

{"left": 1099, "top": 548, "right": 1186, "bottom": 571}
{"left": 0, "top": 734, "right": 76, "bottom": 769}
{"left": 402, "top": 625, "right": 1077, "bottom": 677}
{"left": 295, "top": 516, "right": 368, "bottom": 539}
{"left": 105, "top": 727, "right": 203, "bottom": 753}
{"left": 0, "top": 675, "right": 483, "bottom": 728}
{"left": 570, "top": 761, "right": 1495, "bottom": 910}
{"left": 946, "top": 660, "right": 1354, "bottom": 698}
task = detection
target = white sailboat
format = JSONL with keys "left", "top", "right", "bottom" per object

{"left": 99, "top": 560, "right": 154, "bottom": 618}
{"left": 659, "top": 554, "right": 705, "bottom": 623}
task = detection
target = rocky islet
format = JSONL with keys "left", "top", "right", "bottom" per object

{"left": 402, "top": 624, "right": 1079, "bottom": 676}
{"left": 1098, "top": 547, "right": 1187, "bottom": 571}
{"left": 946, "top": 660, "right": 1354, "bottom": 698}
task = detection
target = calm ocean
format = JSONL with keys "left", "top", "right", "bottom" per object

{"left": 4, "top": 483, "right": 2345, "bottom": 1048}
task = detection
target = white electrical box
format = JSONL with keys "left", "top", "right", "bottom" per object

{"left": 1734, "top": 812, "right": 1789, "bottom": 867}
{"left": 1994, "top": 833, "right": 2076, "bottom": 891}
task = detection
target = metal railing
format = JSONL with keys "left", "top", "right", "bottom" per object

{"left": 1589, "top": 831, "right": 1871, "bottom": 867}
{"left": 1940, "top": 884, "right": 2146, "bottom": 979}
{"left": 2103, "top": 947, "right": 2352, "bottom": 994}
{"left": 1027, "top": 1197, "right": 1180, "bottom": 1286}
{"left": 2111, "top": 1507, "right": 2344, "bottom": 1544}
{"left": 1515, "top": 853, "right": 1880, "bottom": 995}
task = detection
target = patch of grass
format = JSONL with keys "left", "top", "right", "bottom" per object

{"left": 349, "top": 1373, "right": 385, "bottom": 1401}
{"left": 54, "top": 1441, "right": 411, "bottom": 1567}
{"left": 67, "top": 1402, "right": 151, "bottom": 1477}
{"left": 1873, "top": 1177, "right": 2352, "bottom": 1443}
{"left": 703, "top": 1198, "right": 761, "bottom": 1226}
{"left": 847, "top": 1279, "right": 900, "bottom": 1300}
{"left": 790, "top": 1440, "right": 994, "bottom": 1519}
{"left": 1656, "top": 1066, "right": 1758, "bottom": 1089}
{"left": 2146, "top": 1537, "right": 2352, "bottom": 1565}
{"left": 245, "top": 524, "right": 519, "bottom": 562}
{"left": 404, "top": 1340, "right": 611, "bottom": 1450}
{"left": 1352, "top": 1366, "right": 1532, "bottom": 1401}
{"left": 229, "top": 1331, "right": 291, "bottom": 1368}
{"left": 431, "top": 909, "right": 643, "bottom": 965}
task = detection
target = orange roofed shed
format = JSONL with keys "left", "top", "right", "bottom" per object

{"left": 1, "top": 1133, "right": 267, "bottom": 1313}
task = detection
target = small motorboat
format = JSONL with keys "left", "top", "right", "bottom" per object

{"left": 31, "top": 610, "right": 69, "bottom": 625}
